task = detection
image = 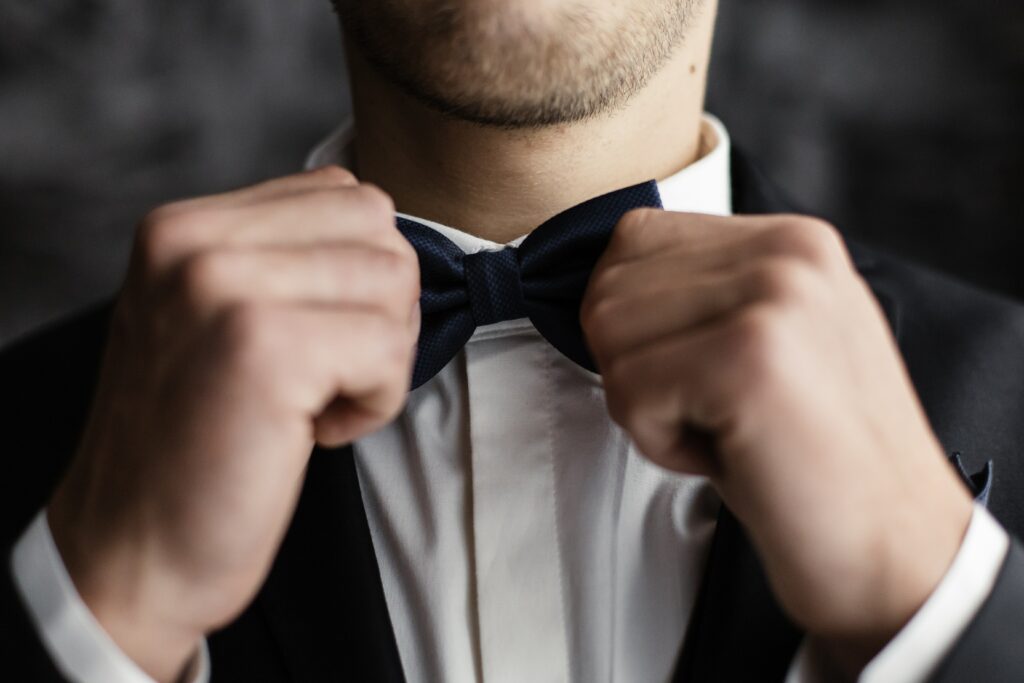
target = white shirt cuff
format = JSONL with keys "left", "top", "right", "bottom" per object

{"left": 787, "top": 503, "right": 1010, "bottom": 683}
{"left": 10, "top": 510, "right": 210, "bottom": 683}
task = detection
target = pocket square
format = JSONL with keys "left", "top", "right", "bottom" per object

{"left": 949, "top": 452, "right": 993, "bottom": 507}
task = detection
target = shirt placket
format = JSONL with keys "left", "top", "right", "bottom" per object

{"left": 465, "top": 326, "right": 571, "bottom": 683}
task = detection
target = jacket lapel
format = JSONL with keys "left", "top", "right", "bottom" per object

{"left": 670, "top": 150, "right": 802, "bottom": 682}
{"left": 248, "top": 148, "right": 905, "bottom": 683}
{"left": 256, "top": 445, "right": 405, "bottom": 682}
{"left": 673, "top": 508, "right": 803, "bottom": 682}
{"left": 729, "top": 147, "right": 902, "bottom": 339}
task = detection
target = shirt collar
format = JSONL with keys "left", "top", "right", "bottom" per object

{"left": 305, "top": 113, "right": 733, "bottom": 255}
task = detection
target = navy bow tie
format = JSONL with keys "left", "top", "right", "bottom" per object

{"left": 397, "top": 180, "right": 663, "bottom": 390}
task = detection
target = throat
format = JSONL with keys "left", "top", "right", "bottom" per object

{"left": 346, "top": 41, "right": 713, "bottom": 243}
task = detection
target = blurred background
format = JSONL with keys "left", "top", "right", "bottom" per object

{"left": 1, "top": 0, "right": 1022, "bottom": 346}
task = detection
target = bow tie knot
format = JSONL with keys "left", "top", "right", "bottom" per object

{"left": 399, "top": 180, "right": 663, "bottom": 389}
{"left": 465, "top": 248, "right": 526, "bottom": 326}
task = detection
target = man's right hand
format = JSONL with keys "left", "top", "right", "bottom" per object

{"left": 46, "top": 166, "right": 419, "bottom": 682}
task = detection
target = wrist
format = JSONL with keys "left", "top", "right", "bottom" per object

{"left": 814, "top": 484, "right": 974, "bottom": 676}
{"left": 48, "top": 491, "right": 204, "bottom": 683}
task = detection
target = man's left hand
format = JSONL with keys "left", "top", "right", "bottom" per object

{"left": 581, "top": 210, "right": 974, "bottom": 670}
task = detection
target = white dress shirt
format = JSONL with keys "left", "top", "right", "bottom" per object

{"left": 10, "top": 113, "right": 1011, "bottom": 683}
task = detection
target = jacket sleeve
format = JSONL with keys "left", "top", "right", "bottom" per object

{"left": 932, "top": 540, "right": 1024, "bottom": 681}
{"left": 0, "top": 304, "right": 120, "bottom": 682}
{"left": 8, "top": 512, "right": 210, "bottom": 683}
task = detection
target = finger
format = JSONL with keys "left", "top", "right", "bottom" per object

{"left": 223, "top": 184, "right": 403, "bottom": 250}
{"left": 298, "top": 308, "right": 415, "bottom": 443}
{"left": 601, "top": 307, "right": 767, "bottom": 475}
{"left": 239, "top": 165, "right": 361, "bottom": 203}
{"left": 602, "top": 210, "right": 778, "bottom": 266}
{"left": 313, "top": 396, "right": 392, "bottom": 448}
{"left": 173, "top": 244, "right": 420, "bottom": 324}
{"left": 584, "top": 253, "right": 826, "bottom": 363}
{"left": 135, "top": 182, "right": 404, "bottom": 279}
{"left": 584, "top": 265, "right": 762, "bottom": 366}
{"left": 587, "top": 222, "right": 846, "bottom": 318}
{"left": 147, "top": 166, "right": 360, "bottom": 226}
{"left": 602, "top": 211, "right": 849, "bottom": 276}
{"left": 584, "top": 249, "right": 743, "bottom": 314}
{"left": 221, "top": 304, "right": 416, "bottom": 436}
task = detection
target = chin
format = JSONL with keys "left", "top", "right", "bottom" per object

{"left": 337, "top": 0, "right": 698, "bottom": 127}
{"left": 370, "top": 0, "right": 592, "bottom": 25}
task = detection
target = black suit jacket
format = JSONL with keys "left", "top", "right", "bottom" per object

{"left": 3, "top": 151, "right": 1024, "bottom": 681}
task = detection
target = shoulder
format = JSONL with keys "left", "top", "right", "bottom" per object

{"left": 855, "top": 243, "right": 1024, "bottom": 393}
{"left": 0, "top": 302, "right": 114, "bottom": 546}
{"left": 854, "top": 244, "right": 1024, "bottom": 536}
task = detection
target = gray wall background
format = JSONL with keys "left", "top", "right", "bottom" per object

{"left": 1, "top": 0, "right": 1022, "bottom": 347}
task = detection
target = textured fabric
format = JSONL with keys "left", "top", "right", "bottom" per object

{"left": 10, "top": 512, "right": 209, "bottom": 683}
{"left": 398, "top": 180, "right": 663, "bottom": 389}
{"left": 932, "top": 541, "right": 1024, "bottom": 683}
{"left": 354, "top": 116, "right": 730, "bottom": 683}
{"left": 3, "top": 133, "right": 1024, "bottom": 683}
{"left": 860, "top": 504, "right": 1008, "bottom": 682}
{"left": 786, "top": 504, "right": 1009, "bottom": 683}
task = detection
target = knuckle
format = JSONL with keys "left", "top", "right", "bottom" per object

{"left": 398, "top": 259, "right": 422, "bottom": 305}
{"left": 138, "top": 202, "right": 180, "bottom": 234}
{"left": 390, "top": 249, "right": 421, "bottom": 291}
{"left": 730, "top": 305, "right": 789, "bottom": 384}
{"left": 634, "top": 431, "right": 672, "bottom": 465}
{"left": 603, "top": 388, "right": 630, "bottom": 429}
{"left": 308, "top": 164, "right": 357, "bottom": 186}
{"left": 618, "top": 207, "right": 657, "bottom": 235}
{"left": 768, "top": 217, "right": 848, "bottom": 270}
{"left": 313, "top": 184, "right": 395, "bottom": 234}
{"left": 587, "top": 262, "right": 626, "bottom": 304}
{"left": 136, "top": 204, "right": 193, "bottom": 267}
{"left": 610, "top": 393, "right": 651, "bottom": 445}
{"left": 178, "top": 252, "right": 228, "bottom": 305}
{"left": 315, "top": 183, "right": 397, "bottom": 240}
{"left": 750, "top": 260, "right": 816, "bottom": 304}
{"left": 602, "top": 355, "right": 638, "bottom": 420}
{"left": 803, "top": 219, "right": 848, "bottom": 268}
{"left": 354, "top": 183, "right": 396, "bottom": 221}
{"left": 395, "top": 234, "right": 419, "bottom": 261}
{"left": 372, "top": 249, "right": 420, "bottom": 305}
{"left": 612, "top": 208, "right": 657, "bottom": 247}
{"left": 393, "top": 233, "right": 421, "bottom": 267}
{"left": 377, "top": 386, "right": 408, "bottom": 421}
{"left": 580, "top": 296, "right": 622, "bottom": 349}
{"left": 373, "top": 317, "right": 415, "bottom": 367}
{"left": 217, "top": 304, "right": 281, "bottom": 366}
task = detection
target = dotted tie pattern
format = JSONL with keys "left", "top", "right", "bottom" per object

{"left": 397, "top": 180, "right": 664, "bottom": 389}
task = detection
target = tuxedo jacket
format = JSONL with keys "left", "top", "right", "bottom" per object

{"left": 3, "top": 151, "right": 1024, "bottom": 682}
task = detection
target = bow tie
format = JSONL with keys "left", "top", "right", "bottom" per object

{"left": 397, "top": 181, "right": 663, "bottom": 390}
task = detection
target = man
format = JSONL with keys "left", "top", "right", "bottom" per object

{"left": 3, "top": 0, "right": 1023, "bottom": 681}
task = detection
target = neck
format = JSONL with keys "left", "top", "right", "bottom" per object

{"left": 344, "top": 8, "right": 716, "bottom": 243}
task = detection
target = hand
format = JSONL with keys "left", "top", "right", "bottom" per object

{"left": 47, "top": 166, "right": 419, "bottom": 682}
{"left": 582, "top": 210, "right": 973, "bottom": 671}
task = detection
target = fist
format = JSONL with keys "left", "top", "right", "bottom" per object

{"left": 582, "top": 210, "right": 973, "bottom": 667}
{"left": 48, "top": 167, "right": 419, "bottom": 681}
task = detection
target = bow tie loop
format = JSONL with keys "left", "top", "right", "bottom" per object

{"left": 464, "top": 248, "right": 526, "bottom": 326}
{"left": 399, "top": 180, "right": 663, "bottom": 389}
